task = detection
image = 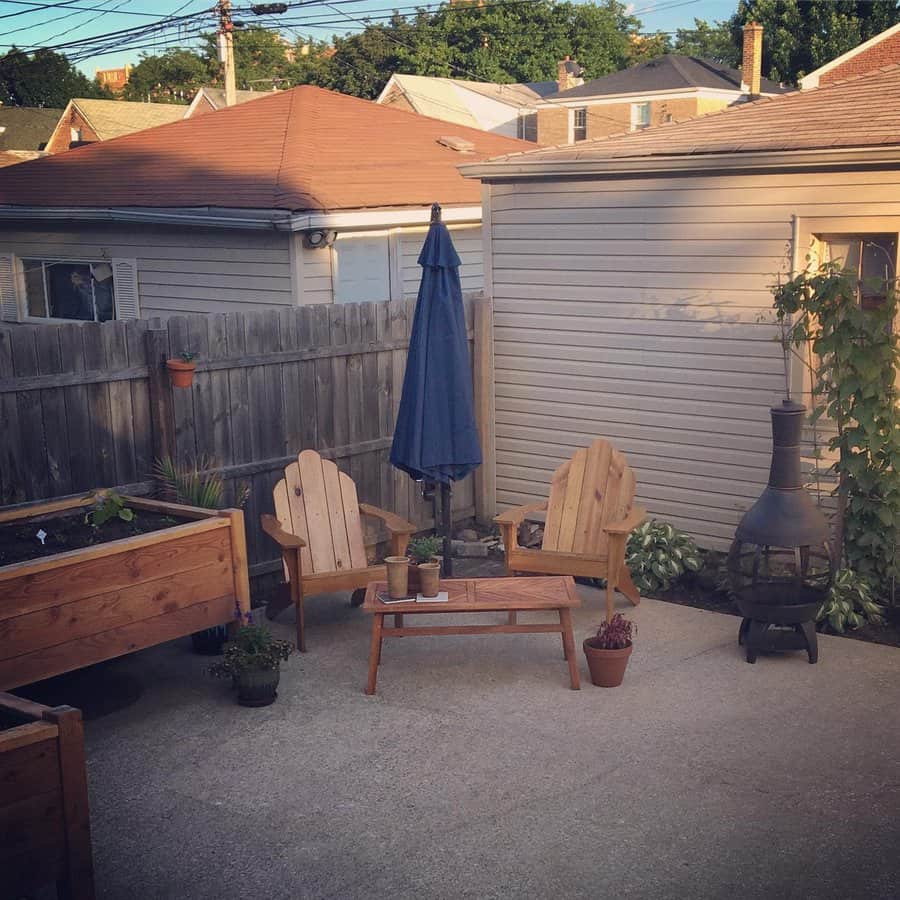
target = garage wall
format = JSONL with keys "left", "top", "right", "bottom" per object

{"left": 300, "top": 223, "right": 483, "bottom": 305}
{"left": 0, "top": 221, "right": 294, "bottom": 319}
{"left": 483, "top": 169, "right": 900, "bottom": 549}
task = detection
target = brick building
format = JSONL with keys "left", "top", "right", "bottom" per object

{"left": 800, "top": 23, "right": 900, "bottom": 89}
{"left": 536, "top": 25, "right": 790, "bottom": 146}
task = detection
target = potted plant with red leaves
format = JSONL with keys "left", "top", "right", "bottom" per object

{"left": 583, "top": 613, "right": 635, "bottom": 687}
{"left": 166, "top": 349, "right": 198, "bottom": 388}
{"left": 210, "top": 608, "right": 294, "bottom": 707}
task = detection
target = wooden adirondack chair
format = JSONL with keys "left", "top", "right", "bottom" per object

{"left": 261, "top": 449, "right": 416, "bottom": 651}
{"left": 495, "top": 439, "right": 646, "bottom": 622}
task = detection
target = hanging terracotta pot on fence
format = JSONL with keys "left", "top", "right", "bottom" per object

{"left": 166, "top": 359, "right": 196, "bottom": 388}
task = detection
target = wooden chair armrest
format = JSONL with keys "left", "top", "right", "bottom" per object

{"left": 261, "top": 513, "right": 306, "bottom": 549}
{"left": 604, "top": 505, "right": 647, "bottom": 537}
{"left": 494, "top": 501, "right": 548, "bottom": 527}
{"left": 359, "top": 503, "right": 416, "bottom": 535}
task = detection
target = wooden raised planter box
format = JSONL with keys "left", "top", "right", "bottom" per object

{"left": 1, "top": 692, "right": 94, "bottom": 900}
{"left": 0, "top": 495, "right": 251, "bottom": 692}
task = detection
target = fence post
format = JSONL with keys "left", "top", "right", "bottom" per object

{"left": 145, "top": 327, "right": 175, "bottom": 470}
{"left": 473, "top": 294, "right": 496, "bottom": 524}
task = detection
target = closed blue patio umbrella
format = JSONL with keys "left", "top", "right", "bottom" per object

{"left": 390, "top": 204, "right": 482, "bottom": 574}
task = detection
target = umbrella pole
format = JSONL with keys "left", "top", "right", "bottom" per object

{"left": 440, "top": 481, "right": 453, "bottom": 577}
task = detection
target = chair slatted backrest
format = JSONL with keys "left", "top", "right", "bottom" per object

{"left": 542, "top": 439, "right": 635, "bottom": 557}
{"left": 273, "top": 450, "right": 368, "bottom": 574}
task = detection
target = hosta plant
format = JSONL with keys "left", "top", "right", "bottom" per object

{"left": 626, "top": 519, "right": 702, "bottom": 595}
{"left": 817, "top": 568, "right": 885, "bottom": 634}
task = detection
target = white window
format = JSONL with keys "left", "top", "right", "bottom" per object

{"left": 70, "top": 127, "right": 82, "bottom": 143}
{"left": 820, "top": 233, "right": 897, "bottom": 310}
{"left": 571, "top": 107, "right": 587, "bottom": 142}
{"left": 517, "top": 111, "right": 537, "bottom": 142}
{"left": 333, "top": 233, "right": 391, "bottom": 304}
{"left": 22, "top": 259, "right": 118, "bottom": 321}
{"left": 630, "top": 102, "right": 651, "bottom": 131}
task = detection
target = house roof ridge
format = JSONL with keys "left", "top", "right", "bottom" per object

{"left": 0, "top": 83, "right": 532, "bottom": 213}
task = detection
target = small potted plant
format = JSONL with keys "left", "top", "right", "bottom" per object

{"left": 210, "top": 610, "right": 294, "bottom": 707}
{"left": 406, "top": 535, "right": 442, "bottom": 591}
{"left": 583, "top": 614, "right": 635, "bottom": 687}
{"left": 166, "top": 349, "right": 198, "bottom": 388}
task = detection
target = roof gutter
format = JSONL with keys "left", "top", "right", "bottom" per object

{"left": 0, "top": 205, "right": 291, "bottom": 230}
{"left": 286, "top": 205, "right": 482, "bottom": 231}
{"left": 459, "top": 146, "right": 900, "bottom": 181}
{"left": 0, "top": 203, "right": 484, "bottom": 231}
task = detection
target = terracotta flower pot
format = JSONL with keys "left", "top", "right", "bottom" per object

{"left": 385, "top": 556, "right": 411, "bottom": 599}
{"left": 235, "top": 666, "right": 279, "bottom": 707}
{"left": 166, "top": 359, "right": 196, "bottom": 388}
{"left": 582, "top": 639, "right": 633, "bottom": 688}
{"left": 418, "top": 561, "right": 441, "bottom": 598}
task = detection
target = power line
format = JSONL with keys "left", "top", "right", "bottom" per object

{"left": 0, "top": 0, "right": 185, "bottom": 20}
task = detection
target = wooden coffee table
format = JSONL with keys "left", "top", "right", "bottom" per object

{"left": 362, "top": 576, "right": 581, "bottom": 695}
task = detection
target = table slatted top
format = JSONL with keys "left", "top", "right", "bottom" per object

{"left": 363, "top": 576, "right": 579, "bottom": 613}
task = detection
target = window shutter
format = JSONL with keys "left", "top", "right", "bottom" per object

{"left": 0, "top": 255, "right": 19, "bottom": 321}
{"left": 112, "top": 258, "right": 140, "bottom": 320}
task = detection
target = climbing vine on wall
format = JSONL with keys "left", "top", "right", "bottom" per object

{"left": 773, "top": 262, "right": 900, "bottom": 603}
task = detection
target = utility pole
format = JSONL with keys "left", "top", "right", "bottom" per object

{"left": 217, "top": 0, "right": 237, "bottom": 107}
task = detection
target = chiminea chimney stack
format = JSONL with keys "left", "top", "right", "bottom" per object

{"left": 741, "top": 21, "right": 763, "bottom": 96}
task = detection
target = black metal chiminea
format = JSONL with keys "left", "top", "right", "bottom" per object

{"left": 728, "top": 400, "right": 833, "bottom": 664}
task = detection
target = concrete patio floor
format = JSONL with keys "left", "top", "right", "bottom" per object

{"left": 39, "top": 581, "right": 900, "bottom": 899}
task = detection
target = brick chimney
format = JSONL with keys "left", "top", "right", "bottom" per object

{"left": 741, "top": 21, "right": 763, "bottom": 96}
{"left": 557, "top": 56, "right": 584, "bottom": 93}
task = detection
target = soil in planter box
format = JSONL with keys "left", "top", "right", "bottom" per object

{"left": 0, "top": 508, "right": 189, "bottom": 567}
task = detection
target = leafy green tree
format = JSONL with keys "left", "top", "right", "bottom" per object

{"left": 316, "top": 1, "right": 648, "bottom": 99}
{"left": 313, "top": 15, "right": 420, "bottom": 98}
{"left": 674, "top": 18, "right": 740, "bottom": 67}
{"left": 0, "top": 47, "right": 110, "bottom": 107}
{"left": 123, "top": 49, "right": 211, "bottom": 103}
{"left": 201, "top": 26, "right": 306, "bottom": 91}
{"left": 726, "top": 0, "right": 900, "bottom": 84}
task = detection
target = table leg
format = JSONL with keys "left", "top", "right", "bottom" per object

{"left": 394, "top": 613, "right": 404, "bottom": 635}
{"left": 559, "top": 607, "right": 580, "bottom": 690}
{"left": 366, "top": 614, "right": 384, "bottom": 695}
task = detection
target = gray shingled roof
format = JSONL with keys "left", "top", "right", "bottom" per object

{"left": 0, "top": 107, "right": 62, "bottom": 150}
{"left": 542, "top": 55, "right": 791, "bottom": 101}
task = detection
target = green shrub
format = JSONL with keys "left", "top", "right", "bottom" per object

{"left": 625, "top": 520, "right": 702, "bottom": 595}
{"left": 818, "top": 568, "right": 885, "bottom": 633}
{"left": 407, "top": 535, "right": 442, "bottom": 564}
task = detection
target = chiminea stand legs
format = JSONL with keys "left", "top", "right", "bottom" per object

{"left": 738, "top": 617, "right": 818, "bottom": 664}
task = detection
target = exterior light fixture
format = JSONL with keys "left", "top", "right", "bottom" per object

{"left": 302, "top": 229, "right": 337, "bottom": 250}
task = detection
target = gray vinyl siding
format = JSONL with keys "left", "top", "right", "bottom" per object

{"left": 485, "top": 169, "right": 900, "bottom": 550}
{"left": 297, "top": 223, "right": 483, "bottom": 304}
{"left": 398, "top": 225, "right": 483, "bottom": 299}
{"left": 0, "top": 221, "right": 294, "bottom": 319}
{"left": 299, "top": 242, "right": 334, "bottom": 305}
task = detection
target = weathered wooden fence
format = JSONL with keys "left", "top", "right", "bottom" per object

{"left": 0, "top": 297, "right": 490, "bottom": 582}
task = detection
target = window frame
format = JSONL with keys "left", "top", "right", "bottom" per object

{"left": 571, "top": 107, "right": 587, "bottom": 143}
{"left": 818, "top": 232, "right": 898, "bottom": 311}
{"left": 630, "top": 101, "right": 651, "bottom": 131}
{"left": 19, "top": 257, "right": 117, "bottom": 324}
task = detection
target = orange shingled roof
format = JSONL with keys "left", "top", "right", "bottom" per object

{"left": 479, "top": 64, "right": 900, "bottom": 166}
{"left": 0, "top": 86, "right": 532, "bottom": 212}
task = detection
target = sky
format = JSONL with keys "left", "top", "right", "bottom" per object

{"left": 0, "top": 0, "right": 739, "bottom": 77}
